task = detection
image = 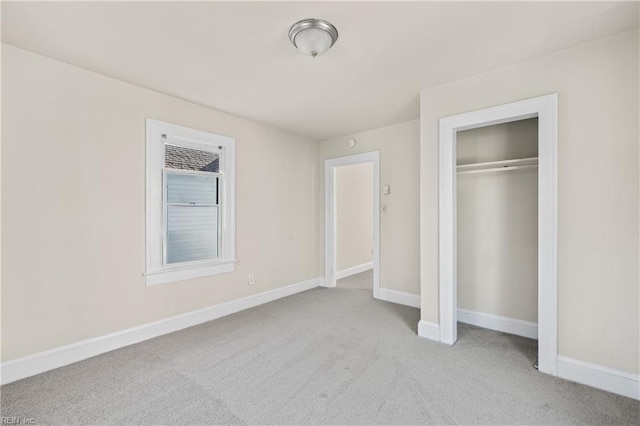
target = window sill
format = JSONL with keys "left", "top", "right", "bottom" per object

{"left": 145, "top": 259, "right": 236, "bottom": 286}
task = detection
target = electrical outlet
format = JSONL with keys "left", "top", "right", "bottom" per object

{"left": 248, "top": 274, "right": 255, "bottom": 286}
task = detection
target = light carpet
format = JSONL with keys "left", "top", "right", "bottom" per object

{"left": 1, "top": 273, "right": 638, "bottom": 424}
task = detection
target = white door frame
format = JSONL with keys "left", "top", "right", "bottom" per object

{"left": 325, "top": 151, "right": 380, "bottom": 297}
{"left": 438, "top": 94, "right": 558, "bottom": 376}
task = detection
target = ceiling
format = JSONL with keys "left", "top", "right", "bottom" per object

{"left": 2, "top": 2, "right": 638, "bottom": 140}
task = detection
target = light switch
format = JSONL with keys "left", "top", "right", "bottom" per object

{"left": 383, "top": 185, "right": 390, "bottom": 195}
{"left": 381, "top": 204, "right": 387, "bottom": 213}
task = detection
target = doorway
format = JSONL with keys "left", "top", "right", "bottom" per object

{"left": 438, "top": 94, "right": 558, "bottom": 376}
{"left": 457, "top": 118, "right": 539, "bottom": 357}
{"left": 335, "top": 162, "right": 374, "bottom": 290}
{"left": 324, "top": 152, "right": 381, "bottom": 298}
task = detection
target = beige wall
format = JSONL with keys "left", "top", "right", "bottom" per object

{"left": 319, "top": 121, "right": 420, "bottom": 295}
{"left": 420, "top": 30, "right": 639, "bottom": 374}
{"left": 1, "top": 44, "right": 320, "bottom": 361}
{"left": 457, "top": 119, "right": 538, "bottom": 322}
{"left": 336, "top": 163, "right": 373, "bottom": 272}
{"left": 457, "top": 118, "right": 538, "bottom": 164}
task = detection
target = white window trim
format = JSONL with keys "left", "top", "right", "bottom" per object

{"left": 145, "top": 119, "right": 236, "bottom": 286}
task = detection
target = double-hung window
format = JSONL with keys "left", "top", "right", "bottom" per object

{"left": 146, "top": 119, "right": 236, "bottom": 285}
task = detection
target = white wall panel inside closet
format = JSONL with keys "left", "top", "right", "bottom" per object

{"left": 456, "top": 118, "right": 539, "bottom": 328}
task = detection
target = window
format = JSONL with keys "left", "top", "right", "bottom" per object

{"left": 146, "top": 119, "right": 236, "bottom": 285}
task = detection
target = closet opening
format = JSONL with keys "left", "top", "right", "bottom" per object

{"left": 456, "top": 118, "right": 539, "bottom": 367}
{"left": 436, "top": 94, "right": 558, "bottom": 376}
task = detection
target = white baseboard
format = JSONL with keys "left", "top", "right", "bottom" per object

{"left": 335, "top": 262, "right": 373, "bottom": 280}
{"left": 417, "top": 320, "right": 440, "bottom": 342}
{"left": 557, "top": 356, "right": 639, "bottom": 400}
{"left": 457, "top": 308, "right": 538, "bottom": 340}
{"left": 0, "top": 276, "right": 324, "bottom": 385}
{"left": 377, "top": 288, "right": 420, "bottom": 308}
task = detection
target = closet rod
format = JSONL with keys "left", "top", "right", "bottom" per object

{"left": 457, "top": 156, "right": 538, "bottom": 170}
{"left": 457, "top": 164, "right": 538, "bottom": 175}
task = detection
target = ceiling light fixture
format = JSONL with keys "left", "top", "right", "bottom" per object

{"left": 288, "top": 18, "right": 338, "bottom": 58}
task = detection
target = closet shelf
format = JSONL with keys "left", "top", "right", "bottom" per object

{"left": 457, "top": 157, "right": 538, "bottom": 175}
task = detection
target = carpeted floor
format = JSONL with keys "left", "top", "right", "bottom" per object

{"left": 2, "top": 273, "right": 638, "bottom": 425}
{"left": 337, "top": 269, "right": 373, "bottom": 290}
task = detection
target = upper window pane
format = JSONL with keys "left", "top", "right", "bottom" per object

{"left": 165, "top": 144, "right": 219, "bottom": 173}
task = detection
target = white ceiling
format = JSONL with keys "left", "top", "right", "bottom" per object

{"left": 2, "top": 1, "right": 638, "bottom": 140}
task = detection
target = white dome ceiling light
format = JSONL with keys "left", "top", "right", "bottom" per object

{"left": 288, "top": 19, "right": 338, "bottom": 58}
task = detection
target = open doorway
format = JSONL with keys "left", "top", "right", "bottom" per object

{"left": 437, "top": 94, "right": 558, "bottom": 376}
{"left": 335, "top": 162, "right": 374, "bottom": 290}
{"left": 324, "top": 151, "right": 380, "bottom": 298}
{"left": 456, "top": 118, "right": 539, "bottom": 366}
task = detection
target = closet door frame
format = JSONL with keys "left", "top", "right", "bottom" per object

{"left": 438, "top": 93, "right": 558, "bottom": 376}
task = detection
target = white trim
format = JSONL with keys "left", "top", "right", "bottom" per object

{"left": 324, "top": 152, "right": 381, "bottom": 299}
{"left": 377, "top": 288, "right": 420, "bottom": 308}
{"left": 557, "top": 356, "right": 640, "bottom": 400}
{"left": 457, "top": 308, "right": 538, "bottom": 340}
{"left": 145, "top": 119, "right": 236, "bottom": 286}
{"left": 0, "top": 277, "right": 324, "bottom": 385}
{"left": 144, "top": 260, "right": 236, "bottom": 286}
{"left": 417, "top": 320, "right": 440, "bottom": 342}
{"left": 438, "top": 93, "right": 558, "bottom": 376}
{"left": 335, "top": 261, "right": 373, "bottom": 280}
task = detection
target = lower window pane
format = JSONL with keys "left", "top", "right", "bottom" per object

{"left": 166, "top": 206, "right": 218, "bottom": 264}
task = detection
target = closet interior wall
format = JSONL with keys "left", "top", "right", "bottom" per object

{"left": 456, "top": 118, "right": 539, "bottom": 324}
